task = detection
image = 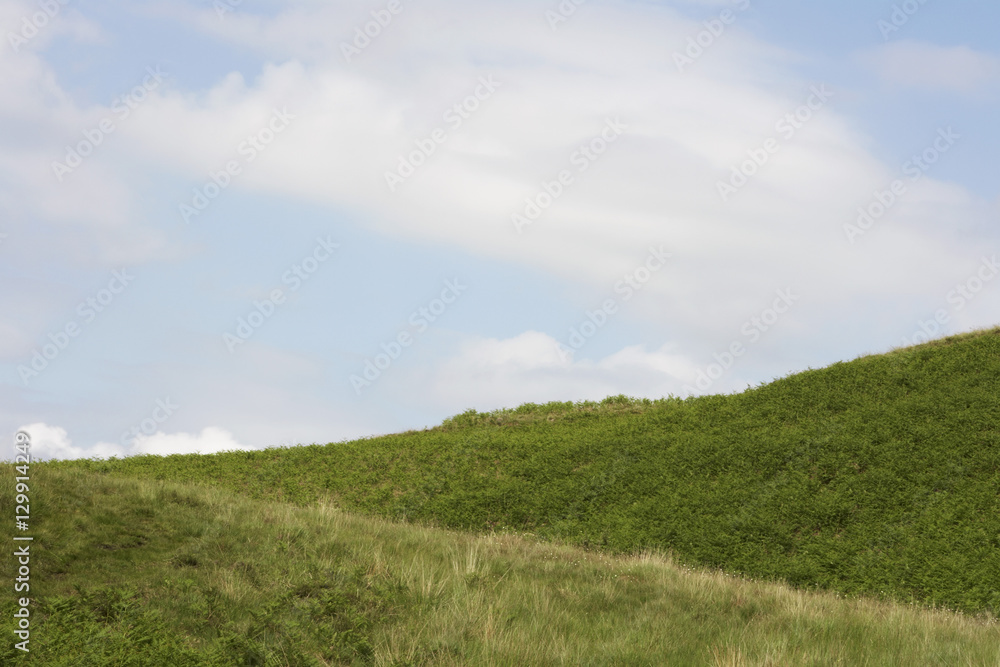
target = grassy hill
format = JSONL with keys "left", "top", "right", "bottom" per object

{"left": 9, "top": 326, "right": 1000, "bottom": 663}
{"left": 46, "top": 327, "right": 1000, "bottom": 618}
{"left": 2, "top": 466, "right": 999, "bottom": 665}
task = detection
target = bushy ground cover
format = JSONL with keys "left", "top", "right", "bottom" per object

{"left": 2, "top": 466, "right": 998, "bottom": 665}
{"left": 48, "top": 328, "right": 1000, "bottom": 618}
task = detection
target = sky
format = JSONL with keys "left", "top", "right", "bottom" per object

{"left": 2, "top": 0, "right": 998, "bottom": 461}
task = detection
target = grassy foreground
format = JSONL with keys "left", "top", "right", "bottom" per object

{"left": 48, "top": 327, "right": 1000, "bottom": 618}
{"left": 2, "top": 465, "right": 999, "bottom": 665}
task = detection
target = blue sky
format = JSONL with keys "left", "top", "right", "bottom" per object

{"left": 2, "top": 0, "right": 998, "bottom": 460}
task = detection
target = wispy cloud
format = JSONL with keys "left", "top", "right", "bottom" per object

{"left": 2, "top": 0, "right": 998, "bottom": 459}
{"left": 858, "top": 40, "right": 1000, "bottom": 93}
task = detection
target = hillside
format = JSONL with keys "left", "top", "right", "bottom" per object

{"left": 2, "top": 466, "right": 998, "bottom": 665}
{"left": 44, "top": 327, "right": 1000, "bottom": 619}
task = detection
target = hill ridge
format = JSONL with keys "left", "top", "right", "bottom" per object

{"left": 45, "top": 326, "right": 1000, "bottom": 617}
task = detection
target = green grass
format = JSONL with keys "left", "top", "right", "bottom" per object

{"left": 2, "top": 466, "right": 999, "bottom": 665}
{"left": 45, "top": 326, "right": 1000, "bottom": 619}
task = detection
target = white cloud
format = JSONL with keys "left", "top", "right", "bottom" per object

{"left": 858, "top": 41, "right": 1000, "bottom": 93}
{"left": 122, "top": 426, "right": 248, "bottom": 457}
{"left": 13, "top": 423, "right": 122, "bottom": 461}
{"left": 0, "top": 17, "right": 169, "bottom": 267}
{"left": 412, "top": 330, "right": 702, "bottom": 412}
{"left": 5, "top": 1, "right": 992, "bottom": 346}
{"left": 5, "top": 0, "right": 999, "bottom": 453}
{"left": 90, "top": 0, "right": 989, "bottom": 355}
{"left": 14, "top": 422, "right": 251, "bottom": 461}
{"left": 0, "top": 0, "right": 105, "bottom": 53}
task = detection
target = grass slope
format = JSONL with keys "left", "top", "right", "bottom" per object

{"left": 2, "top": 466, "right": 999, "bottom": 665}
{"left": 45, "top": 327, "right": 1000, "bottom": 619}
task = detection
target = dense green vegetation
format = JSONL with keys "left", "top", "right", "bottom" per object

{"left": 45, "top": 327, "right": 1000, "bottom": 620}
{"left": 2, "top": 466, "right": 998, "bottom": 665}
